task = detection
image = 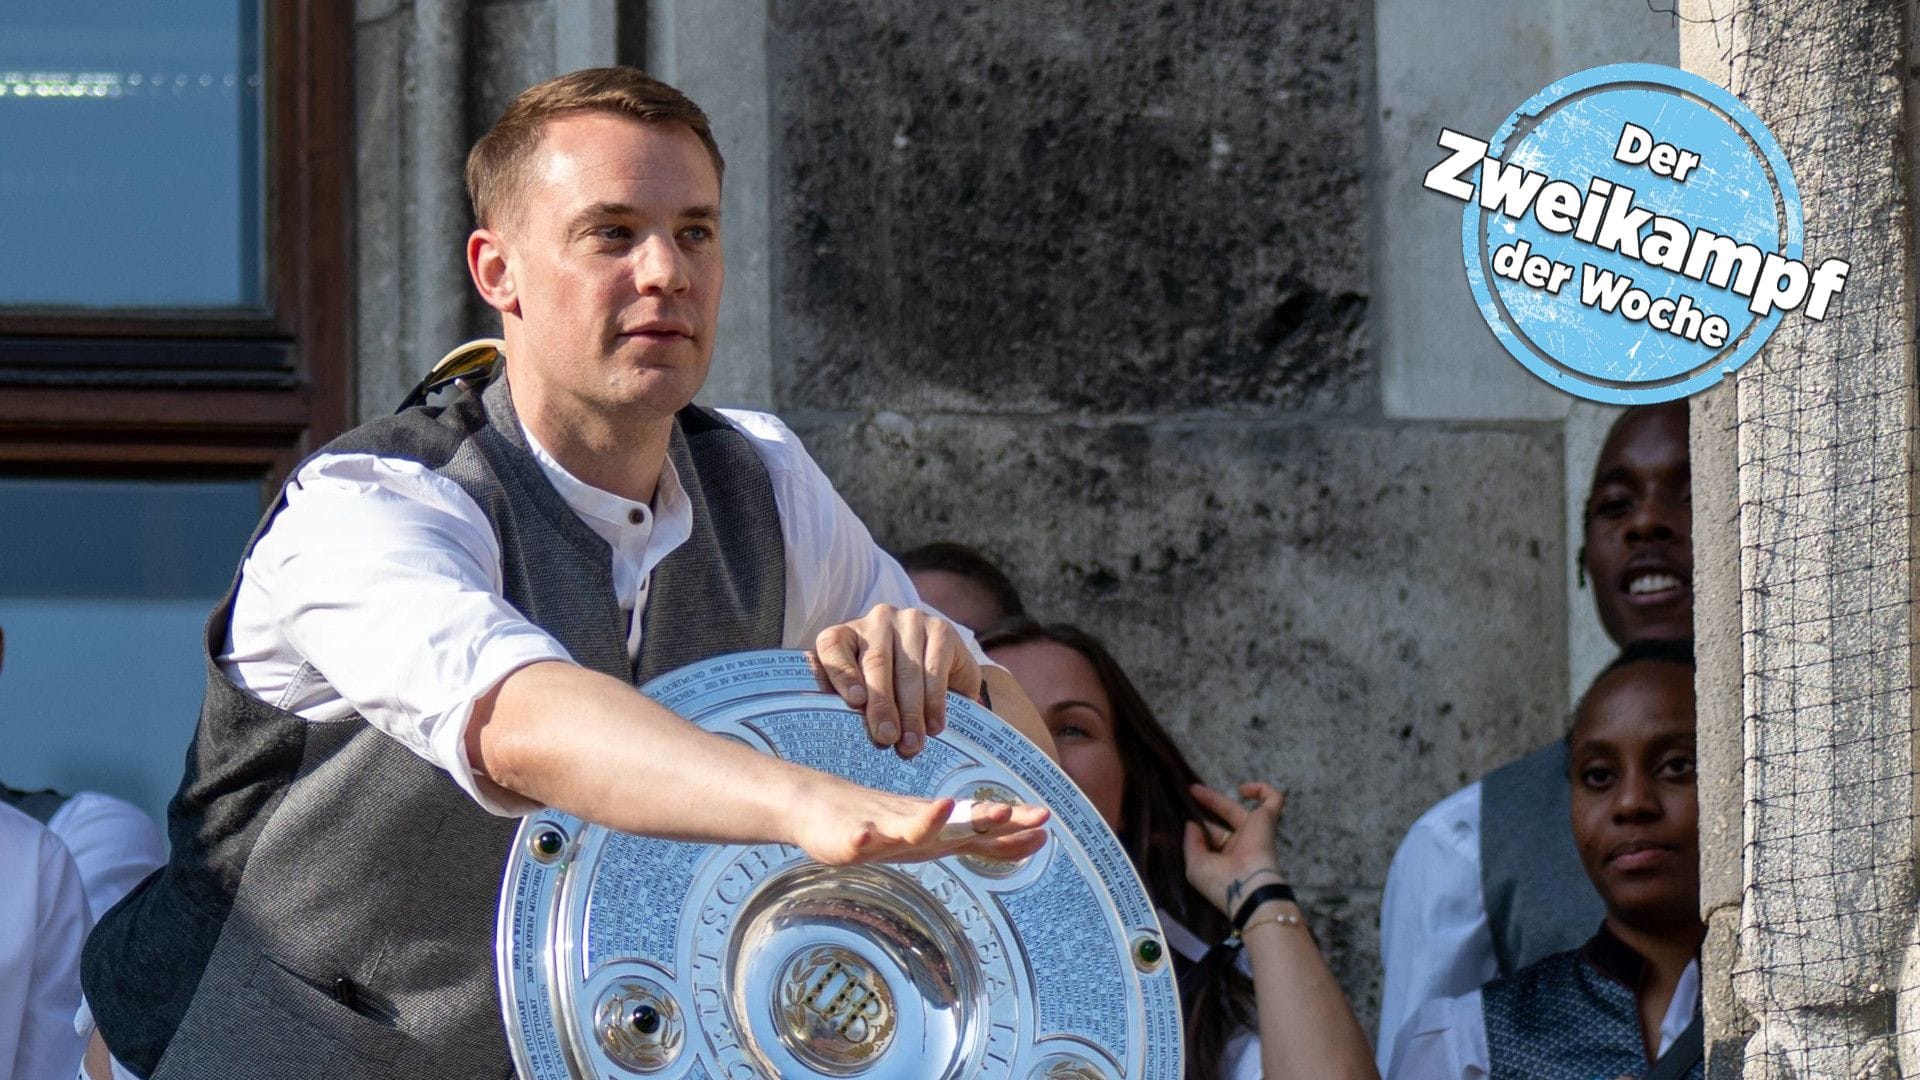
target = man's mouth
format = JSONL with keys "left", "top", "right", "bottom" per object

{"left": 1620, "top": 563, "right": 1690, "bottom": 604}
{"left": 1628, "top": 572, "right": 1685, "bottom": 596}
{"left": 619, "top": 320, "right": 693, "bottom": 340}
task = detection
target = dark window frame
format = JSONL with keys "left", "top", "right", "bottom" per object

{"left": 0, "top": 0, "right": 352, "bottom": 484}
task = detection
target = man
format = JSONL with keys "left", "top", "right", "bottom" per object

{"left": 1376, "top": 402, "right": 1691, "bottom": 1066}
{"left": 81, "top": 69, "right": 1053, "bottom": 1079}
{"left": 898, "top": 541, "right": 1027, "bottom": 632}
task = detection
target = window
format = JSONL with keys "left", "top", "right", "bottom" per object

{"left": 0, "top": 0, "right": 351, "bottom": 478}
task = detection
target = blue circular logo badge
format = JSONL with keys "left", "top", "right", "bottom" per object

{"left": 1457, "top": 63, "right": 1805, "bottom": 403}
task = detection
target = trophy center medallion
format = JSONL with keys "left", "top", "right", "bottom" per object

{"left": 777, "top": 944, "right": 898, "bottom": 1071}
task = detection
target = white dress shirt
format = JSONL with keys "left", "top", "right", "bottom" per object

{"left": 1384, "top": 959, "right": 1699, "bottom": 1080}
{"left": 0, "top": 801, "right": 88, "bottom": 1080}
{"left": 218, "top": 408, "right": 989, "bottom": 816}
{"left": 1376, "top": 781, "right": 1496, "bottom": 1070}
{"left": 44, "top": 793, "right": 166, "bottom": 923}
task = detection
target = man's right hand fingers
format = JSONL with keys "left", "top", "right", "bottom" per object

{"left": 859, "top": 627, "right": 901, "bottom": 748}
{"left": 812, "top": 625, "right": 868, "bottom": 708}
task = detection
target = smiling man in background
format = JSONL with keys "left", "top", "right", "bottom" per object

{"left": 1377, "top": 402, "right": 1692, "bottom": 1065}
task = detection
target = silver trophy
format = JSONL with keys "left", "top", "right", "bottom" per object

{"left": 498, "top": 650, "right": 1183, "bottom": 1079}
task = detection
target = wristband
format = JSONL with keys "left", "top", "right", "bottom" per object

{"left": 1230, "top": 882, "right": 1297, "bottom": 932}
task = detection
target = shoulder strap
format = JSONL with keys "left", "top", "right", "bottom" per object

{"left": 1644, "top": 1013, "right": 1704, "bottom": 1080}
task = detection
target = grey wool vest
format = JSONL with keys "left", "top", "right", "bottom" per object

{"left": 1480, "top": 738, "right": 1606, "bottom": 975}
{"left": 1482, "top": 928, "right": 1703, "bottom": 1080}
{"left": 81, "top": 377, "right": 785, "bottom": 1079}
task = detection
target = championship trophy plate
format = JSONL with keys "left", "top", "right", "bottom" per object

{"left": 498, "top": 650, "right": 1183, "bottom": 1079}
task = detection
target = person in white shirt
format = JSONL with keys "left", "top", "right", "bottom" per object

{"left": 0, "top": 800, "right": 88, "bottom": 1080}
{"left": 81, "top": 68, "right": 1055, "bottom": 1080}
{"left": 1376, "top": 402, "right": 1692, "bottom": 1067}
{"left": 0, "top": 787, "right": 164, "bottom": 924}
{"left": 985, "top": 620, "right": 1377, "bottom": 1080}
{"left": 1387, "top": 641, "right": 1702, "bottom": 1080}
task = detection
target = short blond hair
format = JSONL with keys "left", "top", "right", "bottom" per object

{"left": 465, "top": 67, "right": 725, "bottom": 228}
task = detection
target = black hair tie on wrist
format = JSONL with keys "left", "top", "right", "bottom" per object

{"left": 1231, "top": 882, "right": 1297, "bottom": 932}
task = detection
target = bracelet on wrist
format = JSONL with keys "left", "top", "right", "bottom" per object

{"left": 1230, "top": 881, "right": 1297, "bottom": 932}
{"left": 1239, "top": 910, "right": 1306, "bottom": 936}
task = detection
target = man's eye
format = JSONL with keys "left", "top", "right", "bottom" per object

{"left": 590, "top": 225, "right": 631, "bottom": 242}
{"left": 680, "top": 225, "right": 715, "bottom": 244}
{"left": 1589, "top": 496, "right": 1631, "bottom": 519}
{"left": 1580, "top": 766, "right": 1614, "bottom": 787}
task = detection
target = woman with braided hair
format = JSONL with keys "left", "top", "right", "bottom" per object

{"left": 981, "top": 620, "right": 1376, "bottom": 1080}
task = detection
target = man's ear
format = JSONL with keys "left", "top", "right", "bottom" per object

{"left": 469, "top": 228, "right": 518, "bottom": 315}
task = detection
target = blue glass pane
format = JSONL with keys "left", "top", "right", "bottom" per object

{"left": 0, "top": 477, "right": 262, "bottom": 823}
{"left": 0, "top": 2, "right": 264, "bottom": 309}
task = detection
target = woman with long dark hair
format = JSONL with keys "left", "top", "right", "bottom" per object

{"left": 981, "top": 620, "right": 1377, "bottom": 1080}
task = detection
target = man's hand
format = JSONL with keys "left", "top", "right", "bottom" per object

{"left": 788, "top": 779, "right": 1051, "bottom": 866}
{"left": 813, "top": 604, "right": 980, "bottom": 758}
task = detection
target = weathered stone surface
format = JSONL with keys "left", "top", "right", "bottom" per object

{"left": 1678, "top": 1, "right": 1917, "bottom": 1075}
{"left": 1303, "top": 886, "right": 1384, "bottom": 1035}
{"left": 353, "top": 4, "right": 409, "bottom": 422}
{"left": 795, "top": 415, "right": 1565, "bottom": 872}
{"left": 768, "top": 0, "right": 1373, "bottom": 416}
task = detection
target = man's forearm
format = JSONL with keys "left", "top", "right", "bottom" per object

{"left": 467, "top": 660, "right": 819, "bottom": 843}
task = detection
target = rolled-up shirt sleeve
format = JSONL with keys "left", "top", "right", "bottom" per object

{"left": 225, "top": 454, "right": 574, "bottom": 815}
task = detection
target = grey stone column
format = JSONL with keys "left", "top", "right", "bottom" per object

{"left": 1681, "top": 2, "right": 1917, "bottom": 1076}
{"left": 353, "top": 0, "right": 579, "bottom": 422}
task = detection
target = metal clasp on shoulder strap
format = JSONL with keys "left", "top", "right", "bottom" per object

{"left": 397, "top": 338, "right": 506, "bottom": 412}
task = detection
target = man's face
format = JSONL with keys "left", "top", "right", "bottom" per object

{"left": 1582, "top": 403, "right": 1691, "bottom": 644}
{"left": 481, "top": 113, "right": 723, "bottom": 425}
{"left": 1569, "top": 661, "right": 1698, "bottom": 933}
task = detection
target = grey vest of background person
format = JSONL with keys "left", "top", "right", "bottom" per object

{"left": 81, "top": 376, "right": 786, "bottom": 1079}
{"left": 1480, "top": 739, "right": 1607, "bottom": 975}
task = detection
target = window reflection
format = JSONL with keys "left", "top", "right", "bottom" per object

{"left": 0, "top": 1, "right": 264, "bottom": 309}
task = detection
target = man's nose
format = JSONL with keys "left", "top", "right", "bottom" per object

{"left": 631, "top": 233, "right": 689, "bottom": 294}
{"left": 1624, "top": 493, "right": 1683, "bottom": 544}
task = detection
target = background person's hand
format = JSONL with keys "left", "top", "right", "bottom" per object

{"left": 1182, "top": 780, "right": 1290, "bottom": 917}
{"left": 813, "top": 603, "right": 982, "bottom": 758}
{"left": 785, "top": 777, "right": 1050, "bottom": 866}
